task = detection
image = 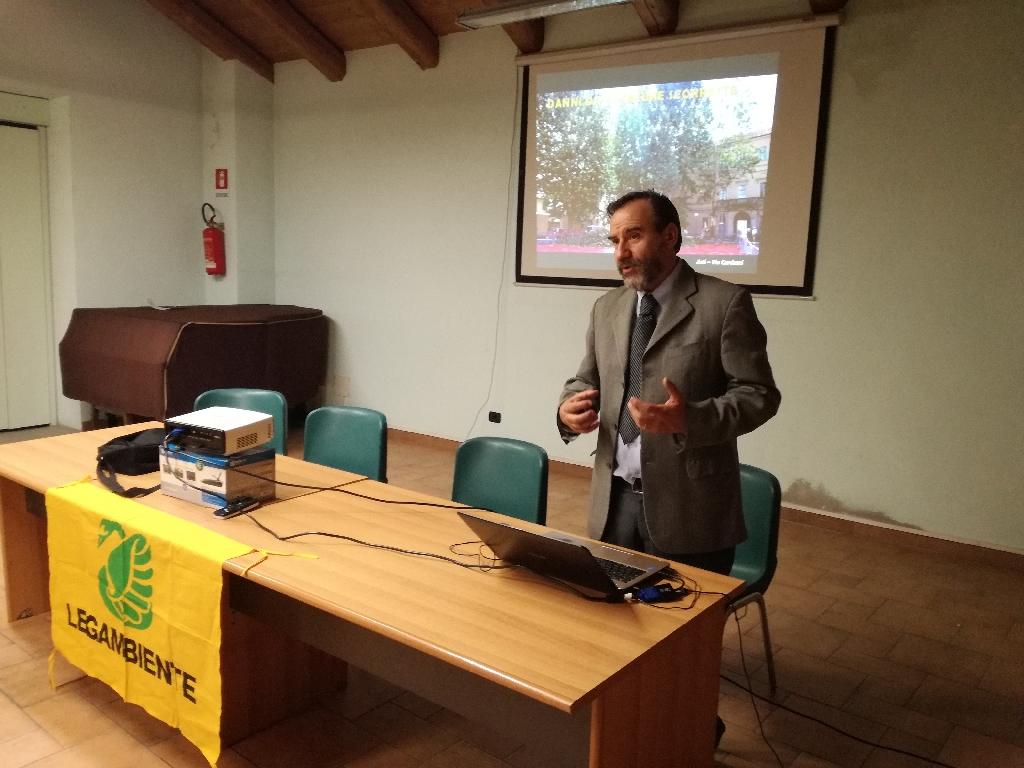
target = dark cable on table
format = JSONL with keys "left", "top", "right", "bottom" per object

{"left": 166, "top": 443, "right": 729, "bottom": 605}
{"left": 163, "top": 445, "right": 475, "bottom": 511}
{"left": 242, "top": 512, "right": 514, "bottom": 572}
{"left": 160, "top": 443, "right": 514, "bottom": 572}
{"left": 239, "top": 508, "right": 633, "bottom": 602}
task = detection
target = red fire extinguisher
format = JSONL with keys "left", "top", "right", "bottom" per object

{"left": 202, "top": 203, "right": 226, "bottom": 275}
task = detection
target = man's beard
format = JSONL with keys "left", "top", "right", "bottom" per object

{"left": 618, "top": 257, "right": 663, "bottom": 291}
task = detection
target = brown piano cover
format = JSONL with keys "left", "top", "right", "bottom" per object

{"left": 59, "top": 305, "right": 328, "bottom": 419}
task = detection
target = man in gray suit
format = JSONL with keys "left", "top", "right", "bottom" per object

{"left": 558, "top": 190, "right": 780, "bottom": 576}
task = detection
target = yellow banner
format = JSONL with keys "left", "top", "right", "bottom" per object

{"left": 47, "top": 482, "right": 253, "bottom": 767}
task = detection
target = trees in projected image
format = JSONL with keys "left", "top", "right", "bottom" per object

{"left": 609, "top": 89, "right": 715, "bottom": 228}
{"left": 536, "top": 82, "right": 765, "bottom": 240}
{"left": 535, "top": 90, "right": 609, "bottom": 231}
{"left": 706, "top": 104, "right": 761, "bottom": 233}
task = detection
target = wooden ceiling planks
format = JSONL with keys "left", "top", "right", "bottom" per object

{"left": 299, "top": 0, "right": 399, "bottom": 53}
{"left": 808, "top": 0, "right": 849, "bottom": 13}
{"left": 147, "top": 0, "right": 552, "bottom": 77}
{"left": 185, "top": 0, "right": 441, "bottom": 71}
{"left": 405, "top": 0, "right": 466, "bottom": 36}
{"left": 198, "top": 0, "right": 300, "bottom": 61}
{"left": 357, "top": 0, "right": 440, "bottom": 69}
{"left": 240, "top": 0, "right": 348, "bottom": 80}
{"left": 632, "top": 0, "right": 679, "bottom": 37}
{"left": 144, "top": 0, "right": 276, "bottom": 81}
{"left": 147, "top": 0, "right": 843, "bottom": 82}
{"left": 502, "top": 19, "right": 544, "bottom": 56}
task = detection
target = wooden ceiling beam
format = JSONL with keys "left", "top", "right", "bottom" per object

{"left": 358, "top": 0, "right": 439, "bottom": 70}
{"left": 808, "top": 0, "right": 849, "bottom": 13}
{"left": 144, "top": 0, "right": 275, "bottom": 82}
{"left": 502, "top": 19, "right": 544, "bottom": 55}
{"left": 240, "top": 0, "right": 346, "bottom": 81}
{"left": 632, "top": 0, "right": 680, "bottom": 36}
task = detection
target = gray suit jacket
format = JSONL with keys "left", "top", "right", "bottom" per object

{"left": 558, "top": 261, "right": 781, "bottom": 554}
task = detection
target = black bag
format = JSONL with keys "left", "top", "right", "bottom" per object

{"left": 96, "top": 428, "right": 165, "bottom": 498}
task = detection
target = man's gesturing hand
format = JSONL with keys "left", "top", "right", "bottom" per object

{"left": 626, "top": 378, "right": 687, "bottom": 434}
{"left": 559, "top": 389, "right": 600, "bottom": 434}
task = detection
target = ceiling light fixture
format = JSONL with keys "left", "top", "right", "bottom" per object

{"left": 457, "top": 0, "right": 632, "bottom": 30}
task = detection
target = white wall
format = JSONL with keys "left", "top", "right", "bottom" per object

{"left": 234, "top": 61, "right": 275, "bottom": 304}
{"left": 202, "top": 52, "right": 240, "bottom": 304}
{"left": 0, "top": 0, "right": 204, "bottom": 427}
{"left": 275, "top": 33, "right": 525, "bottom": 434}
{"left": 202, "top": 52, "right": 275, "bottom": 305}
{"left": 275, "top": 0, "right": 1024, "bottom": 550}
{"left": 741, "top": 0, "right": 1024, "bottom": 548}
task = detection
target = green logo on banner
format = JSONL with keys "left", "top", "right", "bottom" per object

{"left": 97, "top": 520, "right": 154, "bottom": 630}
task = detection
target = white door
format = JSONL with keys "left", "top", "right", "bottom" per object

{"left": 0, "top": 124, "right": 54, "bottom": 429}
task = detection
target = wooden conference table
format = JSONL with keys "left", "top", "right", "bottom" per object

{"left": 0, "top": 424, "right": 743, "bottom": 768}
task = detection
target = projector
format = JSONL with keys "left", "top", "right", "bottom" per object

{"left": 165, "top": 407, "right": 274, "bottom": 455}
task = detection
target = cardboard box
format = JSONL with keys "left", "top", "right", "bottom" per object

{"left": 159, "top": 444, "right": 275, "bottom": 509}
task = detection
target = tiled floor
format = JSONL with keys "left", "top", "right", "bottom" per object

{"left": 1, "top": 427, "right": 1023, "bottom": 767}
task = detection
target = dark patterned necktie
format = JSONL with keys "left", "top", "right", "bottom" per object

{"left": 618, "top": 293, "right": 659, "bottom": 444}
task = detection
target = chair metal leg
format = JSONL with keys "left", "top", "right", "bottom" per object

{"left": 725, "top": 591, "right": 777, "bottom": 696}
{"left": 750, "top": 593, "right": 777, "bottom": 695}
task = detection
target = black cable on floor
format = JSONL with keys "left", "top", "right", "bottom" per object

{"left": 719, "top": 658, "right": 957, "bottom": 768}
{"left": 734, "top": 611, "right": 786, "bottom": 768}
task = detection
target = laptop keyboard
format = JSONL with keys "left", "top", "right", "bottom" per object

{"left": 595, "top": 557, "right": 647, "bottom": 584}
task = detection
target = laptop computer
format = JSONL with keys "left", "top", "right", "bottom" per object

{"left": 457, "top": 511, "right": 669, "bottom": 597}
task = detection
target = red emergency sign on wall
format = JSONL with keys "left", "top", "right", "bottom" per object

{"left": 215, "top": 169, "right": 228, "bottom": 190}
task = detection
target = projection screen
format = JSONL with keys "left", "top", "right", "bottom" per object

{"left": 515, "top": 19, "right": 837, "bottom": 295}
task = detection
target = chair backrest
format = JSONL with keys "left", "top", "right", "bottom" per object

{"left": 452, "top": 437, "right": 548, "bottom": 525}
{"left": 194, "top": 388, "right": 288, "bottom": 455}
{"left": 730, "top": 464, "right": 782, "bottom": 597}
{"left": 304, "top": 406, "right": 387, "bottom": 482}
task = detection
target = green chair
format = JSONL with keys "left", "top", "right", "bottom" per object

{"left": 194, "top": 388, "right": 288, "bottom": 455}
{"left": 304, "top": 406, "right": 387, "bottom": 482}
{"left": 452, "top": 437, "right": 548, "bottom": 525}
{"left": 726, "top": 463, "right": 782, "bottom": 694}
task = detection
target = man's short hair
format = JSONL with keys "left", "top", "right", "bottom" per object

{"left": 606, "top": 190, "right": 682, "bottom": 253}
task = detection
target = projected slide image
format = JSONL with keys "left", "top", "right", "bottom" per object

{"left": 535, "top": 74, "right": 777, "bottom": 276}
